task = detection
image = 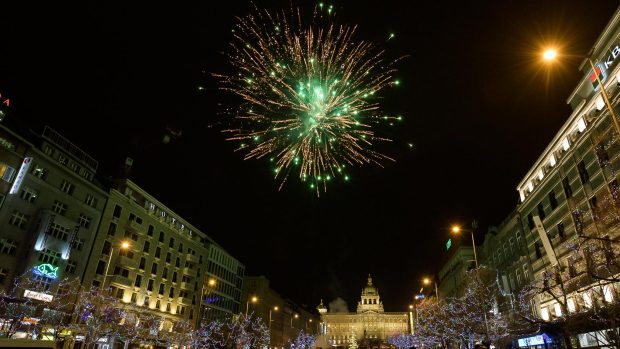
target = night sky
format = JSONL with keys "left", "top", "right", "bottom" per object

{"left": 1, "top": 1, "right": 619, "bottom": 313}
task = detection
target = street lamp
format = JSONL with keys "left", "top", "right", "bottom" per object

{"left": 422, "top": 277, "right": 440, "bottom": 302}
{"left": 269, "top": 305, "right": 279, "bottom": 331}
{"left": 451, "top": 225, "right": 479, "bottom": 268}
{"left": 200, "top": 278, "right": 217, "bottom": 324}
{"left": 246, "top": 295, "right": 258, "bottom": 315}
{"left": 542, "top": 48, "right": 620, "bottom": 136}
{"left": 291, "top": 313, "right": 299, "bottom": 327}
{"left": 102, "top": 240, "right": 131, "bottom": 289}
{"left": 269, "top": 306, "right": 279, "bottom": 347}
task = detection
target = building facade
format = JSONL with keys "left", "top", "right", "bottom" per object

{"left": 81, "top": 178, "right": 245, "bottom": 331}
{"left": 0, "top": 124, "right": 107, "bottom": 297}
{"left": 513, "top": 4, "right": 620, "bottom": 324}
{"left": 242, "top": 276, "right": 319, "bottom": 349}
{"left": 437, "top": 245, "right": 475, "bottom": 298}
{"left": 318, "top": 275, "right": 410, "bottom": 348}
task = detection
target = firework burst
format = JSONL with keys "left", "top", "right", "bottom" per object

{"left": 215, "top": 5, "right": 402, "bottom": 194}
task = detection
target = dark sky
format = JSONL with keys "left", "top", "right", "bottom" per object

{"left": 1, "top": 1, "right": 618, "bottom": 313}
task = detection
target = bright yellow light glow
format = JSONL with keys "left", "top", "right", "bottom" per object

{"left": 294, "top": 314, "right": 299, "bottom": 318}
{"left": 423, "top": 278, "right": 431, "bottom": 285}
{"left": 309, "top": 319, "right": 313, "bottom": 322}
{"left": 251, "top": 296, "right": 258, "bottom": 303}
{"left": 208, "top": 278, "right": 216, "bottom": 286}
{"left": 543, "top": 49, "right": 557, "bottom": 61}
{"left": 408, "top": 304, "right": 414, "bottom": 310}
{"left": 451, "top": 226, "right": 461, "bottom": 233}
{"left": 273, "top": 306, "right": 279, "bottom": 311}
{"left": 120, "top": 241, "right": 130, "bottom": 249}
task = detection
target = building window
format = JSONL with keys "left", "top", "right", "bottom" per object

{"left": 113, "top": 205, "right": 122, "bottom": 218}
{"left": 60, "top": 179, "right": 75, "bottom": 195}
{"left": 8, "top": 210, "right": 28, "bottom": 228}
{"left": 0, "top": 268, "right": 8, "bottom": 284}
{"left": 135, "top": 274, "right": 142, "bottom": 287}
{"left": 107, "top": 222, "right": 117, "bottom": 236}
{"left": 155, "top": 247, "right": 161, "bottom": 259}
{"left": 549, "top": 191, "right": 558, "bottom": 210}
{"left": 20, "top": 186, "right": 38, "bottom": 203}
{"left": 169, "top": 238, "right": 175, "bottom": 248}
{"left": 168, "top": 286, "right": 175, "bottom": 297}
{"left": 99, "top": 243, "right": 111, "bottom": 258}
{"left": 166, "top": 303, "right": 171, "bottom": 312}
{"left": 0, "top": 239, "right": 18, "bottom": 255}
{"left": 139, "top": 257, "right": 146, "bottom": 270}
{"left": 162, "top": 267, "right": 168, "bottom": 279}
{"left": 159, "top": 231, "right": 164, "bottom": 243}
{"left": 527, "top": 213, "right": 534, "bottom": 230}
{"left": 175, "top": 257, "right": 180, "bottom": 268}
{"left": 49, "top": 223, "right": 70, "bottom": 241}
{"left": 51, "top": 200, "right": 68, "bottom": 215}
{"left": 557, "top": 222, "right": 565, "bottom": 240}
{"left": 156, "top": 299, "right": 161, "bottom": 309}
{"left": 114, "top": 267, "right": 130, "bottom": 278}
{"left": 166, "top": 252, "right": 171, "bottom": 263}
{"left": 535, "top": 242, "right": 543, "bottom": 259}
{"left": 147, "top": 279, "right": 154, "bottom": 292}
{"left": 131, "top": 293, "right": 138, "bottom": 303}
{"left": 172, "top": 272, "right": 177, "bottom": 283}
{"left": 0, "top": 162, "right": 15, "bottom": 182}
{"left": 78, "top": 214, "right": 91, "bottom": 228}
{"left": 38, "top": 248, "right": 61, "bottom": 265}
{"left": 119, "top": 248, "right": 134, "bottom": 259}
{"left": 96, "top": 260, "right": 106, "bottom": 275}
{"left": 523, "top": 264, "right": 530, "bottom": 282}
{"left": 562, "top": 177, "right": 572, "bottom": 198}
{"left": 31, "top": 164, "right": 48, "bottom": 180}
{"left": 159, "top": 283, "right": 165, "bottom": 295}
{"left": 85, "top": 193, "right": 98, "bottom": 208}
{"left": 143, "top": 241, "right": 150, "bottom": 253}
{"left": 58, "top": 154, "right": 68, "bottom": 166}
{"left": 537, "top": 203, "right": 546, "bottom": 220}
{"left": 65, "top": 260, "right": 77, "bottom": 274}
{"left": 178, "top": 243, "right": 183, "bottom": 253}
{"left": 577, "top": 161, "right": 590, "bottom": 184}
{"left": 147, "top": 225, "right": 154, "bottom": 236}
{"left": 151, "top": 263, "right": 158, "bottom": 275}
{"left": 33, "top": 275, "right": 53, "bottom": 291}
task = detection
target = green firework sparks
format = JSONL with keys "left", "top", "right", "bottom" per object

{"left": 215, "top": 5, "right": 402, "bottom": 195}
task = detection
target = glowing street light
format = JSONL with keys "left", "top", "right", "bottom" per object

{"left": 451, "top": 225, "right": 479, "bottom": 268}
{"left": 102, "top": 240, "right": 131, "bottom": 289}
{"left": 542, "top": 47, "right": 620, "bottom": 136}
{"left": 422, "top": 277, "right": 440, "bottom": 301}
{"left": 246, "top": 296, "right": 258, "bottom": 315}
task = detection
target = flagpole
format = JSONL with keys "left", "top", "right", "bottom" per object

{"left": 588, "top": 57, "right": 620, "bottom": 135}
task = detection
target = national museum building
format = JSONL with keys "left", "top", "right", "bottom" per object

{"left": 318, "top": 275, "right": 410, "bottom": 348}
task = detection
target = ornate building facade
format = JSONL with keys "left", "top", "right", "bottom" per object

{"left": 318, "top": 275, "right": 410, "bottom": 348}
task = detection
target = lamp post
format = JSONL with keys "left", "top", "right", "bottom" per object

{"left": 451, "top": 224, "right": 489, "bottom": 342}
{"left": 269, "top": 306, "right": 279, "bottom": 348}
{"left": 246, "top": 295, "right": 258, "bottom": 315}
{"left": 422, "top": 277, "right": 440, "bottom": 302}
{"left": 291, "top": 313, "right": 298, "bottom": 328}
{"left": 200, "top": 278, "right": 217, "bottom": 325}
{"left": 408, "top": 304, "right": 414, "bottom": 335}
{"left": 101, "top": 240, "right": 130, "bottom": 289}
{"left": 451, "top": 225, "right": 478, "bottom": 268}
{"left": 543, "top": 48, "right": 620, "bottom": 136}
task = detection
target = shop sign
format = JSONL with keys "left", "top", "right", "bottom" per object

{"left": 24, "top": 289, "right": 54, "bottom": 302}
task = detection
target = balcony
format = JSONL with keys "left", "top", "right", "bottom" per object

{"left": 183, "top": 267, "right": 195, "bottom": 275}
{"left": 119, "top": 256, "right": 138, "bottom": 268}
{"left": 126, "top": 220, "right": 142, "bottom": 232}
{"left": 177, "top": 296, "right": 193, "bottom": 305}
{"left": 110, "top": 275, "right": 132, "bottom": 288}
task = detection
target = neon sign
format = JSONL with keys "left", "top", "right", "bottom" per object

{"left": 446, "top": 238, "right": 452, "bottom": 251}
{"left": 204, "top": 296, "right": 220, "bottom": 304}
{"left": 33, "top": 263, "right": 59, "bottom": 279}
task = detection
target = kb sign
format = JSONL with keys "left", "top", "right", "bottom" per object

{"left": 603, "top": 45, "right": 620, "bottom": 70}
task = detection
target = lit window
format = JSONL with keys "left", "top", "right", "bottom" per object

{"left": 554, "top": 303, "right": 562, "bottom": 317}
{"left": 548, "top": 155, "right": 556, "bottom": 167}
{"left": 583, "top": 292, "right": 593, "bottom": 308}
{"left": 604, "top": 285, "right": 614, "bottom": 303}
{"left": 562, "top": 138, "right": 570, "bottom": 151}
{"left": 540, "top": 307, "right": 549, "bottom": 321}
{"left": 0, "top": 162, "right": 15, "bottom": 182}
{"left": 577, "top": 117, "right": 586, "bottom": 132}
{"left": 567, "top": 298, "right": 576, "bottom": 313}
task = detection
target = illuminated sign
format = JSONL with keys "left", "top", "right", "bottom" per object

{"left": 603, "top": 45, "right": 620, "bottom": 70}
{"left": 204, "top": 296, "right": 220, "bottom": 304}
{"left": 75, "top": 335, "right": 85, "bottom": 342}
{"left": 24, "top": 289, "right": 54, "bottom": 302}
{"left": 446, "top": 239, "right": 452, "bottom": 251}
{"left": 9, "top": 157, "right": 32, "bottom": 194}
{"left": 33, "top": 263, "right": 59, "bottom": 279}
{"left": 518, "top": 334, "right": 550, "bottom": 347}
